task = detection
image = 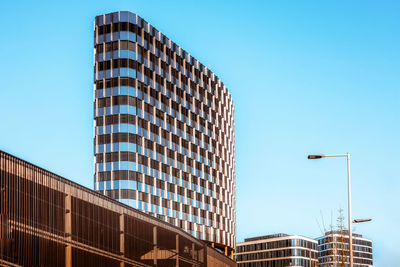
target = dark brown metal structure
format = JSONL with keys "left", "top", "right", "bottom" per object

{"left": 0, "top": 150, "right": 235, "bottom": 267}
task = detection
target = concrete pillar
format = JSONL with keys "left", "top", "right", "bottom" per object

{"left": 176, "top": 234, "right": 180, "bottom": 267}
{"left": 153, "top": 226, "right": 158, "bottom": 265}
{"left": 65, "top": 194, "right": 72, "bottom": 267}
{"left": 192, "top": 243, "right": 196, "bottom": 267}
{"left": 120, "top": 214, "right": 125, "bottom": 267}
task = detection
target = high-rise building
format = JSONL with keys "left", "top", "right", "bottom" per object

{"left": 317, "top": 230, "right": 373, "bottom": 267}
{"left": 93, "top": 11, "right": 236, "bottom": 254}
{"left": 235, "top": 234, "right": 319, "bottom": 267}
{"left": 0, "top": 150, "right": 236, "bottom": 267}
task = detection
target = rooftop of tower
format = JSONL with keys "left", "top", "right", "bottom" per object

{"left": 95, "top": 11, "right": 234, "bottom": 105}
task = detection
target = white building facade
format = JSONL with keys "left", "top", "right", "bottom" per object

{"left": 236, "top": 234, "right": 319, "bottom": 267}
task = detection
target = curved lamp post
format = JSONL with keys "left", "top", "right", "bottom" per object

{"left": 308, "top": 153, "right": 354, "bottom": 267}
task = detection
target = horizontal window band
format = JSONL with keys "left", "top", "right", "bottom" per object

{"left": 95, "top": 114, "right": 137, "bottom": 125}
{"left": 96, "top": 68, "right": 136, "bottom": 80}
{"left": 97, "top": 22, "right": 139, "bottom": 35}
{"left": 96, "top": 133, "right": 140, "bottom": 144}
{"left": 97, "top": 59, "right": 137, "bottom": 71}
{"left": 96, "top": 40, "right": 137, "bottom": 52}
{"left": 96, "top": 77, "right": 136, "bottom": 88}
{"left": 101, "top": 188, "right": 138, "bottom": 200}
{"left": 95, "top": 151, "right": 137, "bottom": 163}
{"left": 95, "top": 86, "right": 137, "bottom": 99}
{"left": 96, "top": 95, "right": 139, "bottom": 108}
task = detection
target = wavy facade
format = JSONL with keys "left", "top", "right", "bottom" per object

{"left": 93, "top": 11, "right": 236, "bottom": 253}
{"left": 0, "top": 150, "right": 236, "bottom": 267}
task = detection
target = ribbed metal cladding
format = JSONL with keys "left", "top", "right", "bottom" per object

{"left": 0, "top": 151, "right": 66, "bottom": 266}
{"left": 0, "top": 150, "right": 237, "bottom": 267}
{"left": 93, "top": 11, "right": 236, "bottom": 252}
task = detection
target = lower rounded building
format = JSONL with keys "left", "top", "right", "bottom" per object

{"left": 317, "top": 230, "right": 373, "bottom": 267}
{"left": 235, "top": 234, "right": 319, "bottom": 267}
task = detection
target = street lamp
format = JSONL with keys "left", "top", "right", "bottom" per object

{"left": 308, "top": 153, "right": 354, "bottom": 267}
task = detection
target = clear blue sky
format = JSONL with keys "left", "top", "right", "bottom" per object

{"left": 1, "top": 0, "right": 399, "bottom": 265}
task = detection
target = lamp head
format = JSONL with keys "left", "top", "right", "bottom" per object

{"left": 353, "top": 219, "right": 372, "bottom": 224}
{"left": 308, "top": 154, "right": 324, "bottom": 159}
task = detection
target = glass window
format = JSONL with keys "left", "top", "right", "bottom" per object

{"left": 120, "top": 161, "right": 128, "bottom": 170}
{"left": 113, "top": 142, "right": 118, "bottom": 152}
{"left": 113, "top": 50, "right": 119, "bottom": 58}
{"left": 105, "top": 33, "right": 111, "bottom": 42}
{"left": 97, "top": 144, "right": 104, "bottom": 153}
{"left": 105, "top": 88, "right": 111, "bottom": 97}
{"left": 97, "top": 70, "right": 104, "bottom": 80}
{"left": 120, "top": 86, "right": 128, "bottom": 95}
{"left": 129, "top": 12, "right": 136, "bottom": 23}
{"left": 105, "top": 51, "right": 111, "bottom": 60}
{"left": 120, "top": 11, "right": 129, "bottom": 22}
{"left": 98, "top": 181, "right": 104, "bottom": 190}
{"left": 98, "top": 34, "right": 104, "bottom": 44}
{"left": 112, "top": 68, "right": 119, "bottom": 77}
{"left": 97, "top": 107, "right": 104, "bottom": 116}
{"left": 120, "top": 142, "right": 128, "bottom": 151}
{"left": 97, "top": 52, "right": 104, "bottom": 62}
{"left": 120, "top": 50, "right": 128, "bottom": 58}
{"left": 105, "top": 162, "right": 111, "bottom": 171}
{"left": 129, "top": 143, "right": 136, "bottom": 153}
{"left": 105, "top": 180, "right": 112, "bottom": 190}
{"left": 120, "top": 31, "right": 129, "bottom": 40}
{"left": 129, "top": 32, "right": 136, "bottom": 42}
{"left": 96, "top": 89, "right": 104, "bottom": 98}
{"left": 113, "top": 180, "right": 119, "bottom": 189}
{"left": 105, "top": 69, "right": 111, "bottom": 79}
